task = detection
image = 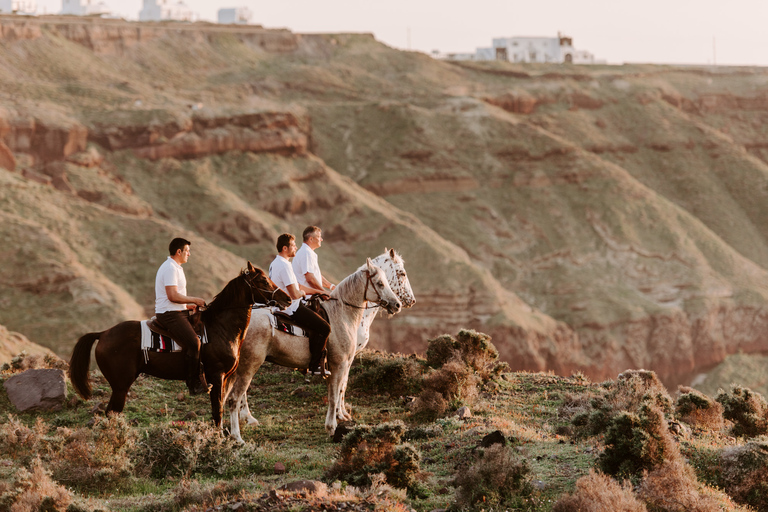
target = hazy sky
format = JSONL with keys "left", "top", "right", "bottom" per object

{"left": 31, "top": 0, "right": 768, "bottom": 66}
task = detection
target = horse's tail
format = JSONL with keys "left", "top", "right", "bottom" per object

{"left": 69, "top": 331, "right": 101, "bottom": 400}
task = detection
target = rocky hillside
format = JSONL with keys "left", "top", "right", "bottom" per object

{"left": 2, "top": 15, "right": 768, "bottom": 387}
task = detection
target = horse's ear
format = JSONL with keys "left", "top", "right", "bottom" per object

{"left": 366, "top": 257, "right": 374, "bottom": 272}
{"left": 389, "top": 248, "right": 396, "bottom": 258}
{"left": 247, "top": 261, "right": 256, "bottom": 274}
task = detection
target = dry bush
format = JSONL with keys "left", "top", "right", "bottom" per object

{"left": 426, "top": 330, "right": 505, "bottom": 380}
{"left": 172, "top": 478, "right": 246, "bottom": 511}
{"left": 4, "top": 457, "right": 72, "bottom": 512}
{"left": 131, "top": 420, "right": 244, "bottom": 479}
{"left": 637, "top": 458, "right": 722, "bottom": 512}
{"left": 719, "top": 437, "right": 768, "bottom": 511}
{"left": 409, "top": 389, "right": 447, "bottom": 421}
{"left": 572, "top": 370, "right": 673, "bottom": 437}
{"left": 452, "top": 443, "right": 532, "bottom": 510}
{"left": 599, "top": 403, "right": 680, "bottom": 479}
{"left": 50, "top": 415, "right": 136, "bottom": 493}
{"left": 676, "top": 386, "right": 724, "bottom": 430}
{"left": 410, "top": 360, "right": 479, "bottom": 421}
{"left": 324, "top": 421, "right": 421, "bottom": 492}
{"left": 349, "top": 350, "right": 424, "bottom": 397}
{"left": 0, "top": 415, "right": 48, "bottom": 466}
{"left": 1, "top": 352, "right": 68, "bottom": 373}
{"left": 553, "top": 470, "right": 647, "bottom": 512}
{"left": 716, "top": 386, "right": 768, "bottom": 438}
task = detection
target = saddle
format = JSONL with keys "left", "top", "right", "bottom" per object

{"left": 270, "top": 295, "right": 329, "bottom": 337}
{"left": 146, "top": 310, "right": 203, "bottom": 339}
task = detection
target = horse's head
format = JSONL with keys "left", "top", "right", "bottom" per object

{"left": 378, "top": 248, "right": 415, "bottom": 308}
{"left": 244, "top": 261, "right": 292, "bottom": 309}
{"left": 365, "top": 258, "right": 401, "bottom": 315}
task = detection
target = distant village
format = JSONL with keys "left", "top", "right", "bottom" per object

{"left": 0, "top": 0, "right": 252, "bottom": 24}
{"left": 0, "top": 1, "right": 601, "bottom": 65}
{"left": 435, "top": 33, "right": 605, "bottom": 65}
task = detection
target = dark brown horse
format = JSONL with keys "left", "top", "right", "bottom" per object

{"left": 69, "top": 262, "right": 291, "bottom": 427}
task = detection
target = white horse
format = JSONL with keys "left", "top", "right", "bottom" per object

{"left": 335, "top": 249, "right": 414, "bottom": 419}
{"left": 225, "top": 257, "right": 401, "bottom": 441}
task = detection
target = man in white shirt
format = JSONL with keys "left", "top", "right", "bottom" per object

{"left": 269, "top": 233, "right": 331, "bottom": 376}
{"left": 155, "top": 237, "right": 208, "bottom": 395}
{"left": 293, "top": 225, "right": 336, "bottom": 296}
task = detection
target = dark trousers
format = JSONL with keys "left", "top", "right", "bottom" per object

{"left": 291, "top": 303, "right": 330, "bottom": 369}
{"left": 157, "top": 310, "right": 200, "bottom": 359}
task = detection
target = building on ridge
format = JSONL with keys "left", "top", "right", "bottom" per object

{"left": 60, "top": 0, "right": 110, "bottom": 16}
{"left": 438, "top": 33, "right": 604, "bottom": 64}
{"left": 139, "top": 0, "right": 195, "bottom": 22}
{"left": 217, "top": 6, "right": 252, "bottom": 25}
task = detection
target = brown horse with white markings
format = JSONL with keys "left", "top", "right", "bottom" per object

{"left": 68, "top": 262, "right": 290, "bottom": 427}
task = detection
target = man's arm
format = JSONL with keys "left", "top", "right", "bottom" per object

{"left": 321, "top": 275, "right": 335, "bottom": 290}
{"left": 299, "top": 282, "right": 325, "bottom": 296}
{"left": 303, "top": 272, "right": 328, "bottom": 294}
{"left": 285, "top": 283, "right": 305, "bottom": 301}
{"left": 165, "top": 285, "right": 206, "bottom": 308}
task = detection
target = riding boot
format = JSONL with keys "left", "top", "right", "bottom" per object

{"left": 185, "top": 354, "right": 209, "bottom": 395}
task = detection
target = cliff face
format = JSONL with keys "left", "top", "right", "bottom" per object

{"left": 2, "top": 20, "right": 768, "bottom": 386}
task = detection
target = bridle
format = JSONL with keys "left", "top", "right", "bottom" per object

{"left": 243, "top": 270, "right": 285, "bottom": 309}
{"left": 330, "top": 269, "right": 388, "bottom": 310}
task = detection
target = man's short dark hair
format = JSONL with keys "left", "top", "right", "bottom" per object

{"left": 276, "top": 233, "right": 295, "bottom": 253}
{"left": 169, "top": 237, "right": 191, "bottom": 256}
{"left": 302, "top": 226, "right": 321, "bottom": 242}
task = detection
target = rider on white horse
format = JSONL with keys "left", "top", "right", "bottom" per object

{"left": 268, "top": 233, "right": 331, "bottom": 376}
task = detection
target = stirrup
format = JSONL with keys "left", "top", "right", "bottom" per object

{"left": 311, "top": 367, "right": 331, "bottom": 377}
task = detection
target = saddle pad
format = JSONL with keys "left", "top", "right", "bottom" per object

{"left": 140, "top": 320, "right": 208, "bottom": 353}
{"left": 268, "top": 312, "right": 307, "bottom": 338}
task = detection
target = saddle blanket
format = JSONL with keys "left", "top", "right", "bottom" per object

{"left": 268, "top": 312, "right": 307, "bottom": 338}
{"left": 140, "top": 320, "right": 207, "bottom": 353}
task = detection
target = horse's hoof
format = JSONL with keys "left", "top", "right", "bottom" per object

{"left": 246, "top": 417, "right": 259, "bottom": 426}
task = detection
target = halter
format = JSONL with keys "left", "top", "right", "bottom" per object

{"left": 243, "top": 270, "right": 283, "bottom": 309}
{"left": 332, "top": 269, "right": 387, "bottom": 310}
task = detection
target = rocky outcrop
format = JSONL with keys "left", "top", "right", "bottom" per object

{"left": 90, "top": 111, "right": 309, "bottom": 160}
{"left": 2, "top": 117, "right": 87, "bottom": 164}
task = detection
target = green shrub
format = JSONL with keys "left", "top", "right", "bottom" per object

{"left": 716, "top": 386, "right": 768, "bottom": 438}
{"left": 411, "top": 360, "right": 480, "bottom": 422}
{"left": 349, "top": 351, "right": 424, "bottom": 397}
{"left": 553, "top": 470, "right": 647, "bottom": 512}
{"left": 425, "top": 334, "right": 456, "bottom": 369}
{"left": 571, "top": 370, "right": 673, "bottom": 438}
{"left": 452, "top": 444, "right": 532, "bottom": 510}
{"left": 131, "top": 421, "right": 245, "bottom": 479}
{"left": 50, "top": 415, "right": 136, "bottom": 493}
{"left": 719, "top": 437, "right": 768, "bottom": 511}
{"left": 324, "top": 421, "right": 421, "bottom": 492}
{"left": 598, "top": 404, "right": 679, "bottom": 480}
{"left": 676, "top": 386, "right": 724, "bottom": 430}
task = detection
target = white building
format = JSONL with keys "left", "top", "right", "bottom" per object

{"left": 0, "top": 0, "right": 36, "bottom": 14}
{"left": 217, "top": 6, "right": 252, "bottom": 25}
{"left": 457, "top": 33, "right": 601, "bottom": 64}
{"left": 139, "top": 0, "right": 194, "bottom": 22}
{"left": 60, "top": 0, "right": 110, "bottom": 16}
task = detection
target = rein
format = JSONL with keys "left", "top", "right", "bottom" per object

{"left": 203, "top": 273, "right": 284, "bottom": 312}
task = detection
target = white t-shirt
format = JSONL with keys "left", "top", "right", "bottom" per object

{"left": 269, "top": 255, "right": 300, "bottom": 315}
{"left": 155, "top": 257, "right": 188, "bottom": 314}
{"left": 293, "top": 243, "right": 322, "bottom": 291}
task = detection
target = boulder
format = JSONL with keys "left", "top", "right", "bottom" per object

{"left": 3, "top": 369, "right": 67, "bottom": 412}
{"left": 455, "top": 406, "right": 472, "bottom": 419}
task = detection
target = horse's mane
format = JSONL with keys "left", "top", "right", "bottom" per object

{"left": 201, "top": 270, "right": 248, "bottom": 321}
{"left": 356, "top": 249, "right": 404, "bottom": 273}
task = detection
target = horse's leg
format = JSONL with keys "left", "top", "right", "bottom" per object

{"left": 209, "top": 373, "right": 225, "bottom": 428}
{"left": 325, "top": 357, "right": 352, "bottom": 435}
{"left": 337, "top": 374, "right": 352, "bottom": 421}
